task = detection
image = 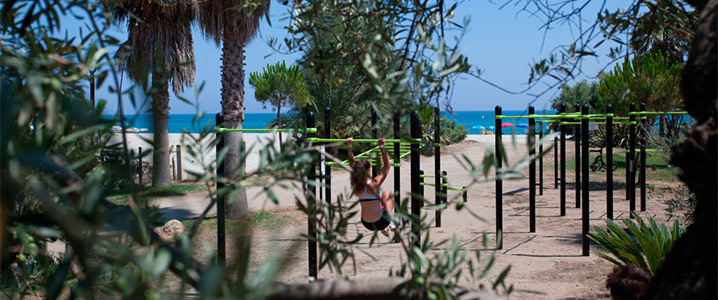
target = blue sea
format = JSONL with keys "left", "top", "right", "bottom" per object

{"left": 107, "top": 110, "right": 554, "bottom": 135}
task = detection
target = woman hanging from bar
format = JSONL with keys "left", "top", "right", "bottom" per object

{"left": 347, "top": 137, "right": 397, "bottom": 237}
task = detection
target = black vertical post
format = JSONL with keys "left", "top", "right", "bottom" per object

{"left": 324, "top": 107, "right": 331, "bottom": 205}
{"left": 410, "top": 111, "right": 421, "bottom": 248}
{"left": 560, "top": 104, "right": 567, "bottom": 216}
{"left": 394, "top": 112, "right": 401, "bottom": 209}
{"left": 528, "top": 106, "right": 536, "bottom": 233}
{"left": 419, "top": 170, "right": 425, "bottom": 212}
{"left": 628, "top": 103, "right": 636, "bottom": 217}
{"left": 581, "top": 104, "right": 590, "bottom": 256}
{"left": 138, "top": 147, "right": 143, "bottom": 186}
{"left": 554, "top": 133, "right": 558, "bottom": 189}
{"left": 606, "top": 105, "right": 614, "bottom": 220}
{"left": 215, "top": 113, "right": 226, "bottom": 265}
{"left": 442, "top": 171, "right": 448, "bottom": 223}
{"left": 172, "top": 157, "right": 176, "bottom": 181}
{"left": 306, "top": 112, "right": 317, "bottom": 278}
{"left": 494, "top": 106, "right": 503, "bottom": 249}
{"left": 539, "top": 121, "right": 544, "bottom": 195}
{"left": 176, "top": 145, "right": 182, "bottom": 181}
{"left": 435, "top": 107, "right": 441, "bottom": 228}
{"left": 372, "top": 109, "right": 378, "bottom": 178}
{"left": 639, "top": 103, "right": 647, "bottom": 212}
{"left": 574, "top": 104, "right": 581, "bottom": 208}
{"left": 462, "top": 186, "right": 467, "bottom": 203}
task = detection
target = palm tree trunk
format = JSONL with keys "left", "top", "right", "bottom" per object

{"left": 221, "top": 33, "right": 249, "bottom": 219}
{"left": 152, "top": 71, "right": 172, "bottom": 187}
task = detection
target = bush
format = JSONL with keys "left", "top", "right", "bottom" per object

{"left": 588, "top": 213, "right": 683, "bottom": 276}
{"left": 439, "top": 116, "right": 468, "bottom": 144}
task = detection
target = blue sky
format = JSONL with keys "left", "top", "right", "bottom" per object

{"left": 92, "top": 0, "right": 625, "bottom": 114}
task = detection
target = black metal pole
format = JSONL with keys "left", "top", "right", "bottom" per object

{"left": 394, "top": 112, "right": 401, "bottom": 209}
{"left": 410, "top": 111, "right": 421, "bottom": 248}
{"left": 606, "top": 105, "right": 614, "bottom": 220}
{"left": 560, "top": 104, "right": 567, "bottom": 216}
{"left": 574, "top": 104, "right": 581, "bottom": 208}
{"left": 554, "top": 134, "right": 558, "bottom": 189}
{"left": 371, "top": 109, "right": 378, "bottom": 178}
{"left": 215, "top": 113, "right": 226, "bottom": 265}
{"left": 324, "top": 107, "right": 331, "bottom": 205}
{"left": 306, "top": 112, "right": 317, "bottom": 278}
{"left": 640, "top": 103, "right": 647, "bottom": 212}
{"left": 435, "top": 107, "right": 441, "bottom": 228}
{"left": 138, "top": 147, "right": 143, "bottom": 186}
{"left": 629, "top": 103, "right": 636, "bottom": 217}
{"left": 528, "top": 106, "right": 536, "bottom": 233}
{"left": 539, "top": 121, "right": 544, "bottom": 195}
{"left": 462, "top": 186, "right": 467, "bottom": 203}
{"left": 581, "top": 104, "right": 590, "bottom": 256}
{"left": 494, "top": 106, "right": 503, "bottom": 249}
{"left": 176, "top": 145, "right": 182, "bottom": 181}
{"left": 442, "top": 171, "right": 448, "bottom": 219}
{"left": 420, "top": 170, "right": 425, "bottom": 212}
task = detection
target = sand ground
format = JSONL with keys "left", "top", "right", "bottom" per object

{"left": 149, "top": 134, "right": 680, "bottom": 299}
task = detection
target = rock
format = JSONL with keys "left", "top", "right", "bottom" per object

{"left": 157, "top": 219, "right": 184, "bottom": 241}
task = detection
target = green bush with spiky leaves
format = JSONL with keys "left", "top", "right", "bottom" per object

{"left": 588, "top": 213, "right": 683, "bottom": 276}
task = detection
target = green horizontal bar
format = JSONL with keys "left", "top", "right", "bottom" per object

{"left": 307, "top": 138, "right": 420, "bottom": 144}
{"left": 420, "top": 182, "right": 436, "bottom": 187}
{"left": 561, "top": 121, "right": 637, "bottom": 125}
{"left": 217, "top": 128, "right": 317, "bottom": 133}
{"left": 625, "top": 149, "right": 667, "bottom": 153}
{"left": 325, "top": 161, "right": 401, "bottom": 167}
{"left": 495, "top": 114, "right": 580, "bottom": 120}
{"left": 446, "top": 186, "right": 468, "bottom": 191}
{"left": 628, "top": 111, "right": 688, "bottom": 115}
{"left": 419, "top": 174, "right": 449, "bottom": 178}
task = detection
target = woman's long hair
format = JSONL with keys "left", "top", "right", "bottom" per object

{"left": 350, "top": 159, "right": 371, "bottom": 195}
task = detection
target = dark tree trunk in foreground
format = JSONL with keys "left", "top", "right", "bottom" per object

{"left": 152, "top": 71, "right": 172, "bottom": 187}
{"left": 643, "top": 0, "right": 717, "bottom": 299}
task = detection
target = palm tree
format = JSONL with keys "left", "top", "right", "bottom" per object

{"left": 114, "top": 0, "right": 196, "bottom": 187}
{"left": 198, "top": 0, "right": 270, "bottom": 219}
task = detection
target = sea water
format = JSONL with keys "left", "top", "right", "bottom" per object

{"left": 107, "top": 110, "right": 555, "bottom": 135}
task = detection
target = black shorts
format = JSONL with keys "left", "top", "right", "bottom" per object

{"left": 361, "top": 210, "right": 391, "bottom": 231}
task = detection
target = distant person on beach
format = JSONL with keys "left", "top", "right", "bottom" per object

{"left": 347, "top": 137, "right": 397, "bottom": 236}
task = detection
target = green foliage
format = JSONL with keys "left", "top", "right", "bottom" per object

{"left": 249, "top": 61, "right": 311, "bottom": 113}
{"left": 280, "top": 0, "right": 471, "bottom": 140}
{"left": 440, "top": 117, "right": 469, "bottom": 145}
{"left": 588, "top": 213, "right": 683, "bottom": 276}
{"left": 550, "top": 80, "right": 601, "bottom": 113}
{"left": 597, "top": 51, "right": 683, "bottom": 116}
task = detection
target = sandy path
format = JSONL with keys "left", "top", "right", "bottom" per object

{"left": 163, "top": 137, "right": 677, "bottom": 299}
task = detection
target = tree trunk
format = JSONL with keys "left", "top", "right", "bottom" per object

{"left": 643, "top": 1, "right": 717, "bottom": 298}
{"left": 277, "top": 106, "right": 282, "bottom": 151}
{"left": 151, "top": 71, "right": 172, "bottom": 187}
{"left": 221, "top": 33, "right": 248, "bottom": 219}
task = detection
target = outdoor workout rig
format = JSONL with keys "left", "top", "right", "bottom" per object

{"left": 493, "top": 103, "right": 688, "bottom": 256}
{"left": 300, "top": 106, "right": 470, "bottom": 279}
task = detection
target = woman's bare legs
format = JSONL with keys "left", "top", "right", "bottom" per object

{"left": 380, "top": 190, "right": 394, "bottom": 213}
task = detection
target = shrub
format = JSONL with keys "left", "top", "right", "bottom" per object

{"left": 588, "top": 213, "right": 683, "bottom": 276}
